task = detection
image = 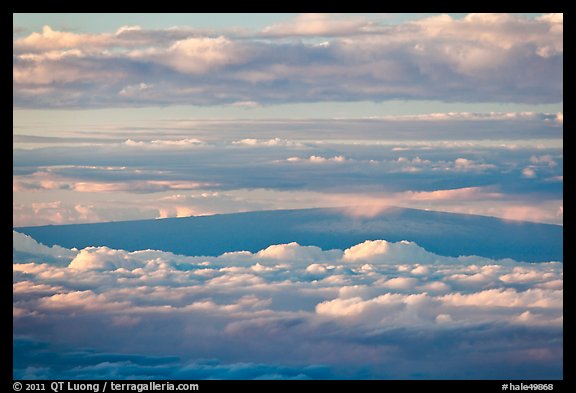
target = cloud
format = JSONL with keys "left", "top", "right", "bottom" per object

{"left": 73, "top": 180, "right": 211, "bottom": 193}
{"left": 130, "top": 36, "right": 249, "bottom": 75}
{"left": 374, "top": 111, "right": 560, "bottom": 122}
{"left": 14, "top": 25, "right": 112, "bottom": 52}
{"left": 13, "top": 14, "right": 562, "bottom": 108}
{"left": 555, "top": 112, "right": 563, "bottom": 124}
{"left": 13, "top": 337, "right": 337, "bottom": 380}
{"left": 439, "top": 288, "right": 562, "bottom": 308}
{"left": 230, "top": 100, "right": 261, "bottom": 108}
{"left": 13, "top": 231, "right": 76, "bottom": 263}
{"left": 530, "top": 155, "right": 557, "bottom": 167}
{"left": 262, "top": 13, "right": 375, "bottom": 37}
{"left": 257, "top": 242, "right": 341, "bottom": 263}
{"left": 453, "top": 157, "right": 495, "bottom": 171}
{"left": 13, "top": 167, "right": 212, "bottom": 195}
{"left": 123, "top": 138, "right": 206, "bottom": 148}
{"left": 522, "top": 167, "right": 536, "bottom": 178}
{"left": 232, "top": 138, "right": 301, "bottom": 147}
{"left": 342, "top": 239, "right": 435, "bottom": 264}
{"left": 404, "top": 187, "right": 501, "bottom": 201}
{"left": 329, "top": 187, "right": 503, "bottom": 219}
{"left": 118, "top": 82, "right": 154, "bottom": 97}
{"left": 13, "top": 111, "right": 563, "bottom": 227}
{"left": 499, "top": 205, "right": 562, "bottom": 224}
{"left": 286, "top": 155, "right": 348, "bottom": 163}
{"left": 68, "top": 247, "right": 145, "bottom": 271}
{"left": 13, "top": 231, "right": 562, "bottom": 379}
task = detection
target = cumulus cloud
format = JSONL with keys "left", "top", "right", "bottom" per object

{"left": 13, "top": 231, "right": 562, "bottom": 379}
{"left": 141, "top": 36, "right": 247, "bottom": 74}
{"left": 13, "top": 14, "right": 562, "bottom": 108}
{"left": 342, "top": 240, "right": 436, "bottom": 264}
{"left": 14, "top": 25, "right": 112, "bottom": 52}
{"left": 68, "top": 247, "right": 145, "bottom": 271}
{"left": 257, "top": 242, "right": 341, "bottom": 263}
{"left": 13, "top": 231, "right": 76, "bottom": 263}
{"left": 262, "top": 13, "right": 375, "bottom": 37}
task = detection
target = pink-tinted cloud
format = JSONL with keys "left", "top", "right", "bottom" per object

{"left": 501, "top": 205, "right": 563, "bottom": 223}
{"left": 327, "top": 187, "right": 502, "bottom": 218}
{"left": 262, "top": 13, "right": 375, "bottom": 37}
{"left": 13, "top": 231, "right": 563, "bottom": 378}
{"left": 13, "top": 14, "right": 563, "bottom": 107}
{"left": 404, "top": 187, "right": 502, "bottom": 201}
{"left": 14, "top": 25, "right": 112, "bottom": 52}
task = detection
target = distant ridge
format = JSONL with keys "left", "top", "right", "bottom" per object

{"left": 15, "top": 207, "right": 563, "bottom": 262}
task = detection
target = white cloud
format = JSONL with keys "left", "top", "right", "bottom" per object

{"left": 530, "top": 155, "right": 557, "bottom": 167}
{"left": 13, "top": 231, "right": 76, "bottom": 260}
{"left": 435, "top": 313, "right": 453, "bottom": 324}
{"left": 13, "top": 231, "right": 563, "bottom": 378}
{"left": 123, "top": 138, "right": 205, "bottom": 148}
{"left": 14, "top": 25, "right": 112, "bottom": 52}
{"left": 118, "top": 82, "right": 153, "bottom": 97}
{"left": 500, "top": 204, "right": 563, "bottom": 224}
{"left": 411, "top": 265, "right": 429, "bottom": 275}
{"left": 132, "top": 36, "right": 246, "bottom": 74}
{"left": 286, "top": 155, "right": 348, "bottom": 163}
{"left": 257, "top": 242, "right": 341, "bottom": 263}
{"left": 555, "top": 112, "right": 563, "bottom": 124}
{"left": 233, "top": 138, "right": 300, "bottom": 147}
{"left": 262, "top": 13, "right": 374, "bottom": 37}
{"left": 375, "top": 111, "right": 559, "bottom": 122}
{"left": 13, "top": 14, "right": 562, "bottom": 107}
{"left": 454, "top": 158, "right": 495, "bottom": 171}
{"left": 404, "top": 187, "right": 502, "bottom": 201}
{"left": 420, "top": 281, "right": 450, "bottom": 293}
{"left": 344, "top": 240, "right": 389, "bottom": 262}
{"left": 231, "top": 100, "right": 261, "bottom": 108}
{"left": 68, "top": 247, "right": 145, "bottom": 271}
{"left": 380, "top": 276, "right": 418, "bottom": 290}
{"left": 440, "top": 288, "right": 562, "bottom": 308}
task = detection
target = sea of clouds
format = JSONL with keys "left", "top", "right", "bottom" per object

{"left": 13, "top": 231, "right": 562, "bottom": 379}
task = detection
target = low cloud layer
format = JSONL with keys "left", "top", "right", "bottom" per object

{"left": 14, "top": 231, "right": 563, "bottom": 379}
{"left": 13, "top": 111, "right": 563, "bottom": 227}
{"left": 13, "top": 14, "right": 562, "bottom": 108}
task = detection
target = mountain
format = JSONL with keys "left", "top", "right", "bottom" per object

{"left": 15, "top": 207, "right": 562, "bottom": 262}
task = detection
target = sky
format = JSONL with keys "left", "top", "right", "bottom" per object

{"left": 13, "top": 13, "right": 563, "bottom": 380}
{"left": 13, "top": 13, "right": 563, "bottom": 227}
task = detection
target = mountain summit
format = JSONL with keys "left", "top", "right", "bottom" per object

{"left": 15, "top": 207, "right": 562, "bottom": 262}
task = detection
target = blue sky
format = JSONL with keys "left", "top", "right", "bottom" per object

{"left": 12, "top": 13, "right": 499, "bottom": 34}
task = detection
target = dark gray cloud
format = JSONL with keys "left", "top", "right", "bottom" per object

{"left": 14, "top": 337, "right": 339, "bottom": 380}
